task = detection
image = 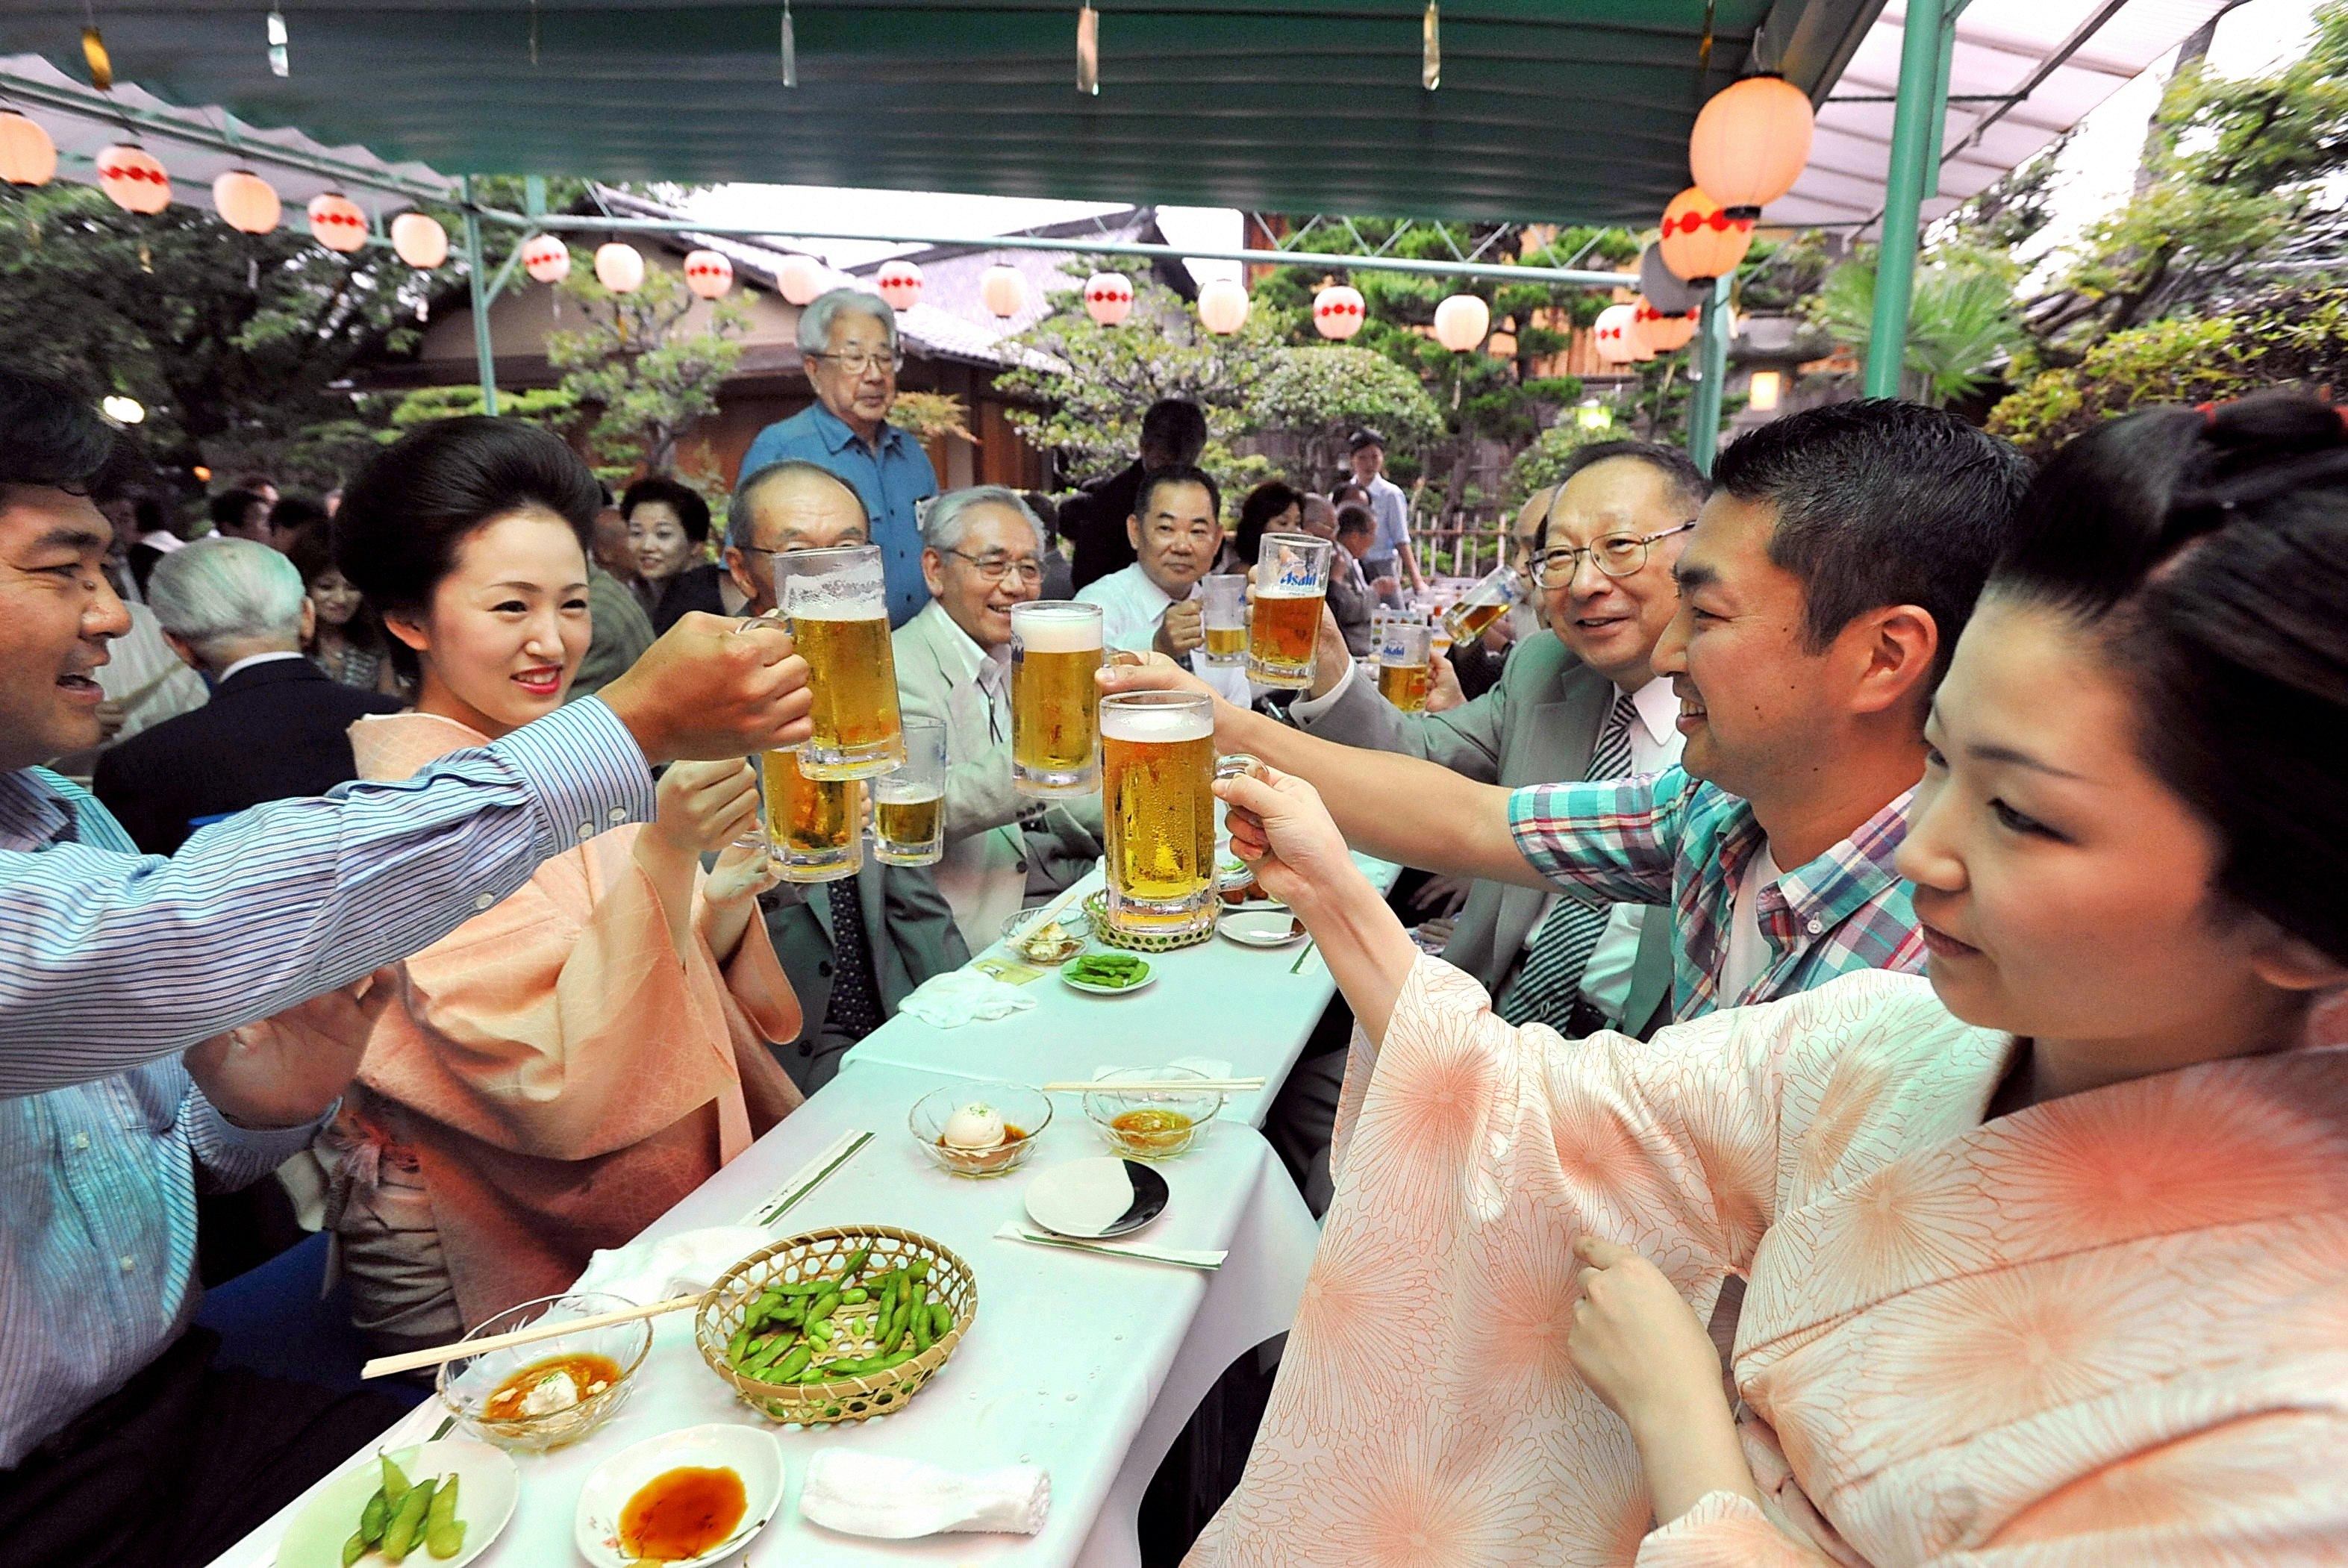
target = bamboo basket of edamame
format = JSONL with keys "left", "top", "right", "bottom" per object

{"left": 693, "top": 1225, "right": 976, "bottom": 1426}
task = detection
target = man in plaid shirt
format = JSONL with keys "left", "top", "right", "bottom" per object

{"left": 1103, "top": 399, "right": 2030, "bottom": 1025}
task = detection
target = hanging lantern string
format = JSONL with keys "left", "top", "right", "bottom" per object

{"left": 1075, "top": 4, "right": 1099, "bottom": 96}
{"left": 1421, "top": 1, "right": 1439, "bottom": 92}
{"left": 781, "top": 0, "right": 798, "bottom": 86}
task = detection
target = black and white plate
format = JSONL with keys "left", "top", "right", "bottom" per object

{"left": 1023, "top": 1157, "right": 1170, "bottom": 1239}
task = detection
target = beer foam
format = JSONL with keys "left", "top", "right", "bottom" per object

{"left": 1101, "top": 701, "right": 1213, "bottom": 745}
{"left": 1012, "top": 607, "right": 1104, "bottom": 652}
{"left": 786, "top": 596, "right": 888, "bottom": 620}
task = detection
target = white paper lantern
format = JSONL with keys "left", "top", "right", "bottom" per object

{"left": 1432, "top": 293, "right": 1490, "bottom": 353}
{"left": 778, "top": 254, "right": 826, "bottom": 306}
{"left": 1196, "top": 278, "right": 1249, "bottom": 336}
{"left": 979, "top": 263, "right": 1028, "bottom": 319}
{"left": 307, "top": 192, "right": 367, "bottom": 252}
{"left": 211, "top": 169, "right": 280, "bottom": 234}
{"left": 1082, "top": 271, "right": 1134, "bottom": 326}
{"left": 684, "top": 248, "right": 734, "bottom": 299}
{"left": 594, "top": 242, "right": 645, "bottom": 293}
{"left": 875, "top": 260, "right": 924, "bottom": 311}
{"left": 96, "top": 144, "right": 169, "bottom": 214}
{"left": 519, "top": 234, "right": 569, "bottom": 283}
{"left": 0, "top": 110, "right": 57, "bottom": 187}
{"left": 1311, "top": 284, "right": 1364, "bottom": 340}
{"left": 1591, "top": 303, "right": 1643, "bottom": 365}
{"left": 390, "top": 212, "right": 448, "bottom": 269}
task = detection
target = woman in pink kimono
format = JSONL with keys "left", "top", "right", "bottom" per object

{"left": 1195, "top": 394, "right": 2348, "bottom": 1565}
{"left": 316, "top": 418, "right": 804, "bottom": 1353}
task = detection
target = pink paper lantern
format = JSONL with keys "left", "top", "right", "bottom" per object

{"left": 875, "top": 260, "right": 924, "bottom": 311}
{"left": 1312, "top": 284, "right": 1365, "bottom": 340}
{"left": 979, "top": 263, "right": 1028, "bottom": 319}
{"left": 1690, "top": 75, "right": 1815, "bottom": 213}
{"left": 96, "top": 144, "right": 169, "bottom": 214}
{"left": 1633, "top": 297, "right": 1700, "bottom": 354}
{"left": 390, "top": 212, "right": 448, "bottom": 269}
{"left": 594, "top": 243, "right": 646, "bottom": 293}
{"left": 1196, "top": 278, "right": 1249, "bottom": 336}
{"left": 307, "top": 192, "right": 368, "bottom": 253}
{"left": 1082, "top": 271, "right": 1134, "bottom": 326}
{"left": 0, "top": 110, "right": 57, "bottom": 187}
{"left": 778, "top": 254, "right": 825, "bottom": 306}
{"left": 684, "top": 248, "right": 734, "bottom": 299}
{"left": 1432, "top": 293, "right": 1490, "bottom": 353}
{"left": 1658, "top": 187, "right": 1755, "bottom": 285}
{"left": 211, "top": 169, "right": 280, "bottom": 234}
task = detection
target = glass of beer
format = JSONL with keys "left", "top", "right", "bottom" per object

{"left": 762, "top": 746, "right": 865, "bottom": 882}
{"left": 1199, "top": 574, "right": 1249, "bottom": 666}
{"left": 1377, "top": 620, "right": 1434, "bottom": 712}
{"left": 873, "top": 719, "right": 947, "bottom": 866}
{"left": 1247, "top": 532, "right": 1334, "bottom": 690}
{"left": 1010, "top": 600, "right": 1103, "bottom": 799}
{"left": 1099, "top": 691, "right": 1258, "bottom": 940}
{"left": 1439, "top": 565, "right": 1520, "bottom": 647}
{"left": 778, "top": 544, "right": 905, "bottom": 780}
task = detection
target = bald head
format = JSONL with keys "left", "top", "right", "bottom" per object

{"left": 724, "top": 460, "right": 870, "bottom": 615}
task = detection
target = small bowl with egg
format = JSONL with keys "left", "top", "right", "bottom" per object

{"left": 1083, "top": 1066, "right": 1223, "bottom": 1161}
{"left": 435, "top": 1291, "right": 652, "bottom": 1452}
{"left": 908, "top": 1081, "right": 1052, "bottom": 1178}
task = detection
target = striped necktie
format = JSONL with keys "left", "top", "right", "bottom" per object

{"left": 1495, "top": 689, "right": 1640, "bottom": 1029}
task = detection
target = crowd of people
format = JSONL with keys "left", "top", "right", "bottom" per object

{"left": 3, "top": 274, "right": 2344, "bottom": 1568}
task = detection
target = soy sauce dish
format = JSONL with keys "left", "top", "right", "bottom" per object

{"left": 575, "top": 1425, "right": 783, "bottom": 1568}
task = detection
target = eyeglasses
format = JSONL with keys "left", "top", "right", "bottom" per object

{"left": 940, "top": 548, "right": 1045, "bottom": 585}
{"left": 811, "top": 349, "right": 902, "bottom": 376}
{"left": 1529, "top": 520, "right": 1697, "bottom": 587}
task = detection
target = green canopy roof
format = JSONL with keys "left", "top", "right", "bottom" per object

{"left": 0, "top": 1, "right": 1883, "bottom": 225}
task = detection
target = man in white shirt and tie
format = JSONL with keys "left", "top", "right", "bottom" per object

{"left": 1072, "top": 464, "right": 1252, "bottom": 707}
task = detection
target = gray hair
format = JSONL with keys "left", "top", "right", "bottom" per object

{"left": 725, "top": 460, "right": 868, "bottom": 552}
{"left": 147, "top": 537, "right": 307, "bottom": 664}
{"left": 922, "top": 486, "right": 1046, "bottom": 556}
{"left": 796, "top": 287, "right": 899, "bottom": 357}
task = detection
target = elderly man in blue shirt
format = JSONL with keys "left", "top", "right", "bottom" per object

{"left": 738, "top": 287, "right": 940, "bottom": 628}
{"left": 0, "top": 368, "right": 819, "bottom": 1566}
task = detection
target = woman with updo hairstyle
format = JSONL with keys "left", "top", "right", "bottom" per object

{"left": 310, "top": 416, "right": 802, "bottom": 1354}
{"left": 1177, "top": 393, "right": 2348, "bottom": 1567}
{"left": 623, "top": 472, "right": 725, "bottom": 633}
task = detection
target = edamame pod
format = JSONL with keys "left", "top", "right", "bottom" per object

{"left": 381, "top": 1477, "right": 434, "bottom": 1564}
{"left": 837, "top": 1245, "right": 871, "bottom": 1279}
{"left": 380, "top": 1455, "right": 412, "bottom": 1506}
{"left": 930, "top": 1301, "right": 953, "bottom": 1340}
{"left": 727, "top": 1325, "right": 753, "bottom": 1364}
{"left": 808, "top": 1290, "right": 841, "bottom": 1322}
{"left": 343, "top": 1531, "right": 367, "bottom": 1567}
{"left": 772, "top": 1343, "right": 813, "bottom": 1381}
{"left": 907, "top": 1258, "right": 931, "bottom": 1281}
{"left": 912, "top": 1310, "right": 935, "bottom": 1354}
{"left": 360, "top": 1486, "right": 389, "bottom": 1544}
{"left": 425, "top": 1474, "right": 462, "bottom": 1560}
{"left": 840, "top": 1286, "right": 869, "bottom": 1305}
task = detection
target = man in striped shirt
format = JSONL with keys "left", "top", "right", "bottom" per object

{"left": 0, "top": 368, "right": 817, "bottom": 1564}
{"left": 1102, "top": 400, "right": 2030, "bottom": 1025}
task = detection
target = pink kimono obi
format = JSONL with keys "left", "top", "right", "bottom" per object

{"left": 1193, "top": 961, "right": 2348, "bottom": 1567}
{"left": 331, "top": 712, "right": 803, "bottom": 1331}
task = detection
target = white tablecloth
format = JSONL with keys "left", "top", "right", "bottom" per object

{"left": 847, "top": 856, "right": 1399, "bottom": 1127}
{"left": 205, "top": 1058, "right": 1319, "bottom": 1568}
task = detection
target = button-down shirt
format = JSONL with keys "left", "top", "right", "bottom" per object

{"left": 1508, "top": 766, "right": 1925, "bottom": 1022}
{"left": 1073, "top": 563, "right": 1252, "bottom": 708}
{"left": 739, "top": 402, "right": 940, "bottom": 628}
{"left": 1362, "top": 472, "right": 1411, "bottom": 565}
{"left": 0, "top": 699, "right": 658, "bottom": 1467}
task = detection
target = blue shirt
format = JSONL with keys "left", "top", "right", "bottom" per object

{"left": 739, "top": 402, "right": 940, "bottom": 628}
{"left": 1363, "top": 473, "right": 1411, "bottom": 563}
{"left": 0, "top": 698, "right": 656, "bottom": 1467}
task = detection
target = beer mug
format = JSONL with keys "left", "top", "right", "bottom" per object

{"left": 1376, "top": 620, "right": 1434, "bottom": 713}
{"left": 873, "top": 719, "right": 947, "bottom": 866}
{"left": 1199, "top": 574, "right": 1249, "bottom": 667}
{"left": 778, "top": 543, "right": 905, "bottom": 780}
{"left": 1439, "top": 565, "right": 1520, "bottom": 647}
{"left": 761, "top": 746, "right": 865, "bottom": 882}
{"left": 1099, "top": 690, "right": 1258, "bottom": 940}
{"left": 1248, "top": 532, "right": 1334, "bottom": 690}
{"left": 1010, "top": 600, "right": 1103, "bottom": 798}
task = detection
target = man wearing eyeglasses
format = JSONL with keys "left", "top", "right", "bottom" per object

{"left": 893, "top": 487, "right": 1104, "bottom": 951}
{"left": 737, "top": 287, "right": 939, "bottom": 628}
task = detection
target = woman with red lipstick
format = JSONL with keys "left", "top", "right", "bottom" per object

{"left": 1187, "top": 394, "right": 2348, "bottom": 1567}
{"left": 311, "top": 418, "right": 803, "bottom": 1353}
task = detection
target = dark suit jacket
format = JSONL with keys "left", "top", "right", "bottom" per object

{"left": 648, "top": 561, "right": 727, "bottom": 634}
{"left": 92, "top": 657, "right": 403, "bottom": 855}
{"left": 1064, "top": 461, "right": 1146, "bottom": 591}
{"left": 758, "top": 860, "right": 971, "bottom": 1092}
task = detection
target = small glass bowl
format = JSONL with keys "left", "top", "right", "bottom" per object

{"left": 909, "top": 1081, "right": 1053, "bottom": 1178}
{"left": 1084, "top": 1066, "right": 1224, "bottom": 1161}
{"left": 999, "top": 910, "right": 1087, "bottom": 966}
{"left": 435, "top": 1290, "right": 652, "bottom": 1452}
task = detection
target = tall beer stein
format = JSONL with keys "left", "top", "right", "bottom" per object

{"left": 1099, "top": 690, "right": 1258, "bottom": 940}
{"left": 1010, "top": 600, "right": 1103, "bottom": 798}
{"left": 1247, "top": 532, "right": 1334, "bottom": 690}
{"left": 778, "top": 543, "right": 905, "bottom": 780}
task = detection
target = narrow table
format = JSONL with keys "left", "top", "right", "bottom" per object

{"left": 207, "top": 1061, "right": 1322, "bottom": 1567}
{"left": 846, "top": 854, "right": 1401, "bottom": 1128}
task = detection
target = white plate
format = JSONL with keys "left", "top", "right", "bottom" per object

{"left": 575, "top": 1424, "right": 784, "bottom": 1568}
{"left": 1060, "top": 960, "right": 1155, "bottom": 996}
{"left": 1025, "top": 1155, "right": 1171, "bottom": 1238}
{"left": 1217, "top": 909, "right": 1308, "bottom": 948}
{"left": 278, "top": 1438, "right": 518, "bottom": 1568}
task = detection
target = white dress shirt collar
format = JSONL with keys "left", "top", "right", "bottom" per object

{"left": 217, "top": 649, "right": 311, "bottom": 684}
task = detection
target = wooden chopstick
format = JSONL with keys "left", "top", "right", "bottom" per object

{"left": 1038, "top": 1078, "right": 1266, "bottom": 1094}
{"left": 360, "top": 1293, "right": 701, "bottom": 1381}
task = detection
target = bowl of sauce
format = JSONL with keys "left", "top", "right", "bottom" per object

{"left": 1083, "top": 1066, "right": 1223, "bottom": 1160}
{"left": 437, "top": 1293, "right": 652, "bottom": 1452}
{"left": 575, "top": 1424, "right": 781, "bottom": 1568}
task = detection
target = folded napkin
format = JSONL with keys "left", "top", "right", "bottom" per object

{"left": 902, "top": 968, "right": 1038, "bottom": 1028}
{"left": 569, "top": 1225, "right": 773, "bottom": 1305}
{"left": 799, "top": 1449, "right": 1049, "bottom": 1538}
